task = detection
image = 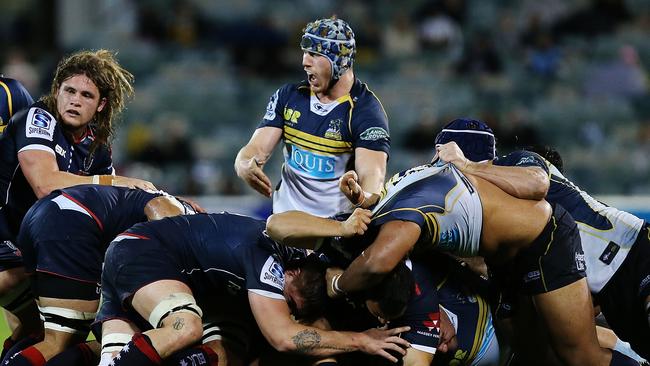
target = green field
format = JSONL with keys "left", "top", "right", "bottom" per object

{"left": 0, "top": 315, "right": 11, "bottom": 342}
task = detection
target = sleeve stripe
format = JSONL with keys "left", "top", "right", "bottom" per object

{"left": 0, "top": 81, "right": 12, "bottom": 117}
{"left": 18, "top": 144, "right": 55, "bottom": 155}
{"left": 248, "top": 289, "right": 285, "bottom": 300}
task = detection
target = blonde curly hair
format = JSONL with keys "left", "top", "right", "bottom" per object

{"left": 42, "top": 49, "right": 134, "bottom": 152}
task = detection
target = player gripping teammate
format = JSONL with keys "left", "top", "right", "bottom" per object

{"left": 435, "top": 119, "right": 650, "bottom": 360}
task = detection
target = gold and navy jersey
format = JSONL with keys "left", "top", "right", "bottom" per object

{"left": 371, "top": 163, "right": 483, "bottom": 257}
{"left": 0, "top": 77, "right": 33, "bottom": 132}
{"left": 496, "top": 151, "right": 644, "bottom": 293}
{"left": 259, "top": 79, "right": 390, "bottom": 217}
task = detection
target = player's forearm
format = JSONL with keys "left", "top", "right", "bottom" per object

{"left": 266, "top": 211, "right": 342, "bottom": 248}
{"left": 357, "top": 166, "right": 385, "bottom": 196}
{"left": 30, "top": 171, "right": 100, "bottom": 199}
{"left": 275, "top": 325, "right": 361, "bottom": 357}
{"left": 463, "top": 162, "right": 548, "bottom": 200}
{"left": 336, "top": 250, "right": 389, "bottom": 294}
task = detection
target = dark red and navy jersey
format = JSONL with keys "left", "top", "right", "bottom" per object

{"left": 0, "top": 101, "right": 113, "bottom": 237}
{"left": 0, "top": 77, "right": 33, "bottom": 131}
{"left": 18, "top": 185, "right": 166, "bottom": 282}
{"left": 104, "top": 213, "right": 309, "bottom": 306}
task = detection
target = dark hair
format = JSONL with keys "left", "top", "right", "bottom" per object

{"left": 526, "top": 145, "right": 564, "bottom": 173}
{"left": 286, "top": 254, "right": 328, "bottom": 322}
{"left": 364, "top": 262, "right": 415, "bottom": 320}
{"left": 42, "top": 49, "right": 134, "bottom": 153}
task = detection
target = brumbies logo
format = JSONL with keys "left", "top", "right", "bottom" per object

{"left": 324, "top": 119, "right": 342, "bottom": 140}
{"left": 260, "top": 256, "right": 285, "bottom": 290}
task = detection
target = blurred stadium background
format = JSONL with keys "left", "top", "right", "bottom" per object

{"left": 1, "top": 0, "right": 649, "bottom": 221}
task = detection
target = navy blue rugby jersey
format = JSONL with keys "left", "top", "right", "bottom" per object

{"left": 26, "top": 185, "right": 165, "bottom": 246}
{"left": 114, "top": 213, "right": 309, "bottom": 300}
{"left": 495, "top": 150, "right": 644, "bottom": 292}
{"left": 0, "top": 77, "right": 33, "bottom": 131}
{"left": 259, "top": 79, "right": 390, "bottom": 216}
{"left": 0, "top": 101, "right": 113, "bottom": 235}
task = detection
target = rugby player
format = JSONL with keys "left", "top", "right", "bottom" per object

{"left": 435, "top": 119, "right": 650, "bottom": 360}
{"left": 2, "top": 185, "right": 188, "bottom": 366}
{"left": 328, "top": 159, "right": 640, "bottom": 365}
{"left": 0, "top": 51, "right": 155, "bottom": 352}
{"left": 0, "top": 76, "right": 33, "bottom": 131}
{"left": 267, "top": 210, "right": 499, "bottom": 365}
{"left": 94, "top": 212, "right": 410, "bottom": 366}
{"left": 235, "top": 17, "right": 389, "bottom": 216}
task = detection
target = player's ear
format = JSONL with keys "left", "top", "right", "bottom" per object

{"left": 97, "top": 97, "right": 107, "bottom": 112}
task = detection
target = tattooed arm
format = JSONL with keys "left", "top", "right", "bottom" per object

{"left": 248, "top": 292, "right": 410, "bottom": 362}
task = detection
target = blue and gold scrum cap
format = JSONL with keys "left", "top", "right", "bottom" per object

{"left": 300, "top": 18, "right": 356, "bottom": 80}
{"left": 434, "top": 118, "right": 496, "bottom": 162}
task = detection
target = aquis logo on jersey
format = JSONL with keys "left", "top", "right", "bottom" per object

{"left": 288, "top": 146, "right": 336, "bottom": 178}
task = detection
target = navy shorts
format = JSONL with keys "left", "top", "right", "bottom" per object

{"left": 596, "top": 223, "right": 650, "bottom": 360}
{"left": 490, "top": 203, "right": 586, "bottom": 315}
{"left": 103, "top": 231, "right": 186, "bottom": 307}
{"left": 18, "top": 198, "right": 102, "bottom": 283}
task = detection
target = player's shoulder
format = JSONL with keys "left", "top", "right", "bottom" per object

{"left": 495, "top": 150, "right": 547, "bottom": 170}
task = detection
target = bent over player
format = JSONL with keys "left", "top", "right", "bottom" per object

{"left": 96, "top": 213, "right": 410, "bottom": 366}
{"left": 2, "top": 185, "right": 187, "bottom": 366}
{"left": 332, "top": 161, "right": 641, "bottom": 366}
{"left": 435, "top": 119, "right": 650, "bottom": 360}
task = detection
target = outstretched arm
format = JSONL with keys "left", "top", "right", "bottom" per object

{"left": 436, "top": 142, "right": 549, "bottom": 200}
{"left": 329, "top": 220, "right": 421, "bottom": 297}
{"left": 249, "top": 292, "right": 410, "bottom": 362}
{"left": 266, "top": 208, "right": 372, "bottom": 249}
{"left": 19, "top": 150, "right": 156, "bottom": 199}
{"left": 234, "top": 127, "right": 282, "bottom": 197}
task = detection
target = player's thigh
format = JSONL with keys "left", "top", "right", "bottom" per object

{"left": 532, "top": 278, "right": 605, "bottom": 360}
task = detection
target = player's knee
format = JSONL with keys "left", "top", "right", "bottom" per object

{"left": 168, "top": 315, "right": 203, "bottom": 347}
{"left": 0, "top": 269, "right": 28, "bottom": 297}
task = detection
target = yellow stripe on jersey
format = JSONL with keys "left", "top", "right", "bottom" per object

{"left": 538, "top": 215, "right": 558, "bottom": 293}
{"left": 284, "top": 126, "right": 353, "bottom": 153}
{"left": 467, "top": 295, "right": 489, "bottom": 364}
{"left": 372, "top": 206, "right": 441, "bottom": 248}
{"left": 0, "top": 80, "right": 13, "bottom": 117}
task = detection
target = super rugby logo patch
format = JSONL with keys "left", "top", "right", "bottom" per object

{"left": 26, "top": 108, "right": 55, "bottom": 141}
{"left": 260, "top": 256, "right": 285, "bottom": 291}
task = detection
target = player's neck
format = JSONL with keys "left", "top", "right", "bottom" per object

{"left": 317, "top": 71, "right": 354, "bottom": 103}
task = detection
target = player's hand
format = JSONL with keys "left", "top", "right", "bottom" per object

{"left": 435, "top": 142, "right": 470, "bottom": 171}
{"left": 359, "top": 326, "right": 411, "bottom": 363}
{"left": 112, "top": 176, "right": 157, "bottom": 191}
{"left": 339, "top": 170, "right": 364, "bottom": 205}
{"left": 326, "top": 267, "right": 345, "bottom": 298}
{"left": 237, "top": 157, "right": 272, "bottom": 197}
{"left": 340, "top": 208, "right": 372, "bottom": 237}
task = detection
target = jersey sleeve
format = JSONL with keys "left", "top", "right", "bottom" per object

{"left": 244, "top": 244, "right": 286, "bottom": 300}
{"left": 14, "top": 106, "right": 58, "bottom": 155}
{"left": 494, "top": 150, "right": 549, "bottom": 174}
{"left": 350, "top": 96, "right": 390, "bottom": 155}
{"left": 257, "top": 84, "right": 291, "bottom": 129}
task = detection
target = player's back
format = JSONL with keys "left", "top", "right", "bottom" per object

{"left": 119, "top": 213, "right": 304, "bottom": 297}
